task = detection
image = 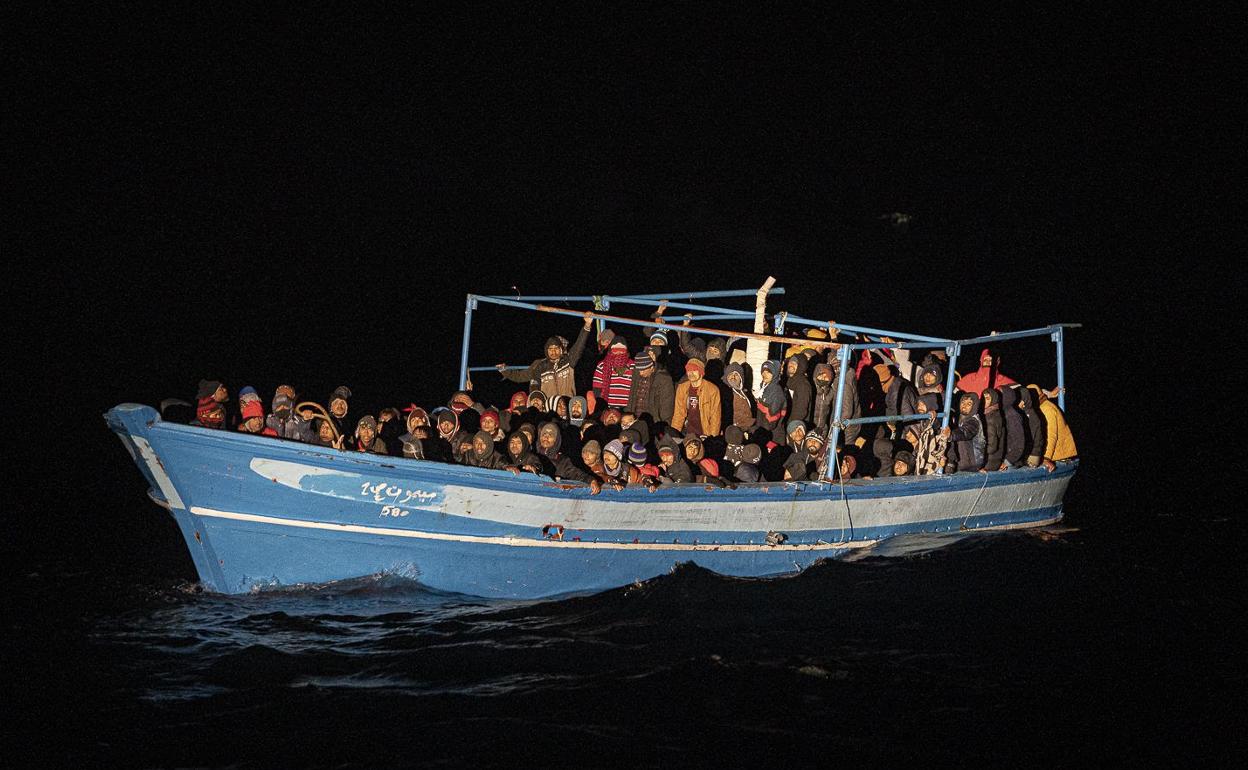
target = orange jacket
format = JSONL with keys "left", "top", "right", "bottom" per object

{"left": 671, "top": 380, "right": 722, "bottom": 437}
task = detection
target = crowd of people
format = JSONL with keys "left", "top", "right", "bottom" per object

{"left": 187, "top": 308, "right": 1077, "bottom": 492}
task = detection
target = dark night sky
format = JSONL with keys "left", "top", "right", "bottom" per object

{"left": 7, "top": 6, "right": 1233, "bottom": 538}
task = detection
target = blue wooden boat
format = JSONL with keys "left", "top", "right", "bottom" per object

{"left": 106, "top": 285, "right": 1079, "bottom": 598}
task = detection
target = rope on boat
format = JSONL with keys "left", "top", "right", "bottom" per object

{"left": 959, "top": 471, "right": 992, "bottom": 531}
{"left": 296, "top": 401, "right": 341, "bottom": 441}
{"left": 833, "top": 449, "right": 854, "bottom": 545}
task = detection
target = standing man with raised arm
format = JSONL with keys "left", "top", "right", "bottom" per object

{"left": 498, "top": 311, "right": 595, "bottom": 400}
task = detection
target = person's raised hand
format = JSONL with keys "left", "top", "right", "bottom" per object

{"left": 682, "top": 313, "right": 693, "bottom": 326}
{"left": 583, "top": 310, "right": 594, "bottom": 329}
{"left": 589, "top": 479, "right": 602, "bottom": 495}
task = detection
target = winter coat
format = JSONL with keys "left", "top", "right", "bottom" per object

{"left": 981, "top": 388, "right": 1006, "bottom": 470}
{"left": 468, "top": 432, "right": 509, "bottom": 470}
{"left": 356, "top": 437, "right": 389, "bottom": 455}
{"left": 785, "top": 355, "right": 814, "bottom": 425}
{"left": 998, "top": 386, "right": 1028, "bottom": 466}
{"left": 505, "top": 432, "right": 545, "bottom": 473}
{"left": 265, "top": 412, "right": 314, "bottom": 443}
{"left": 754, "top": 361, "right": 787, "bottom": 432}
{"left": 722, "top": 364, "right": 756, "bottom": 431}
{"left": 1016, "top": 386, "right": 1047, "bottom": 461}
{"left": 671, "top": 379, "right": 722, "bottom": 437}
{"left": 1038, "top": 397, "right": 1077, "bottom": 461}
{"left": 659, "top": 456, "right": 695, "bottom": 484}
{"left": 955, "top": 350, "right": 1018, "bottom": 396}
{"left": 811, "top": 360, "right": 862, "bottom": 447}
{"left": 502, "top": 324, "right": 592, "bottom": 399}
{"left": 948, "top": 393, "right": 986, "bottom": 472}
{"left": 916, "top": 363, "right": 945, "bottom": 397}
{"left": 627, "top": 368, "right": 675, "bottom": 424}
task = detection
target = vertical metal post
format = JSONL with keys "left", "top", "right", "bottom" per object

{"left": 594, "top": 295, "right": 608, "bottom": 336}
{"left": 824, "top": 344, "right": 851, "bottom": 482}
{"left": 1054, "top": 327, "right": 1067, "bottom": 411}
{"left": 459, "top": 295, "right": 476, "bottom": 390}
{"left": 940, "top": 343, "right": 960, "bottom": 430}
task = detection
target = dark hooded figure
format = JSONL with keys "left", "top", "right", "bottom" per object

{"left": 656, "top": 439, "right": 695, "bottom": 484}
{"left": 327, "top": 385, "right": 353, "bottom": 438}
{"left": 1015, "top": 385, "right": 1048, "bottom": 467}
{"left": 469, "top": 430, "right": 508, "bottom": 470}
{"left": 755, "top": 360, "right": 787, "bottom": 431}
{"left": 782, "top": 445, "right": 811, "bottom": 481}
{"left": 784, "top": 355, "right": 814, "bottom": 425}
{"left": 377, "top": 407, "right": 404, "bottom": 456}
{"left": 810, "top": 363, "right": 837, "bottom": 433}
{"left": 504, "top": 431, "right": 544, "bottom": 473}
{"left": 946, "top": 391, "right": 986, "bottom": 472}
{"left": 999, "top": 385, "right": 1028, "bottom": 468}
{"left": 981, "top": 387, "right": 1006, "bottom": 471}
{"left": 916, "top": 362, "right": 945, "bottom": 397}
{"left": 723, "top": 363, "right": 756, "bottom": 432}
{"left": 499, "top": 313, "right": 595, "bottom": 399}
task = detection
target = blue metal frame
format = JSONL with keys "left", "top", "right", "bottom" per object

{"left": 461, "top": 292, "right": 1076, "bottom": 418}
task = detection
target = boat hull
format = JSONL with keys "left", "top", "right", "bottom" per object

{"left": 106, "top": 404, "right": 1075, "bottom": 599}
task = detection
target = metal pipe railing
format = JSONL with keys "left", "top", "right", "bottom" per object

{"left": 824, "top": 344, "right": 851, "bottom": 482}
{"left": 779, "top": 313, "right": 952, "bottom": 345}
{"left": 459, "top": 296, "right": 477, "bottom": 390}
{"left": 835, "top": 412, "right": 948, "bottom": 427}
{"left": 614, "top": 288, "right": 785, "bottom": 300}
{"left": 955, "top": 325, "right": 1065, "bottom": 346}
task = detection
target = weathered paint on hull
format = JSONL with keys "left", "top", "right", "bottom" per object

{"left": 106, "top": 404, "right": 1075, "bottom": 599}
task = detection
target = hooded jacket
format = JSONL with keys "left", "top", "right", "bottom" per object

{"left": 505, "top": 432, "right": 545, "bottom": 472}
{"left": 502, "top": 324, "right": 592, "bottom": 399}
{"left": 948, "top": 392, "right": 986, "bottom": 472}
{"left": 1015, "top": 386, "right": 1047, "bottom": 461}
{"left": 1034, "top": 388, "right": 1077, "bottom": 461}
{"left": 723, "top": 363, "right": 756, "bottom": 430}
{"left": 671, "top": 377, "right": 722, "bottom": 437}
{"left": 998, "top": 385, "right": 1027, "bottom": 466}
{"left": 916, "top": 363, "right": 945, "bottom": 397}
{"left": 468, "top": 431, "right": 508, "bottom": 470}
{"left": 682, "top": 437, "right": 730, "bottom": 487}
{"left": 981, "top": 388, "right": 1006, "bottom": 470}
{"left": 784, "top": 355, "right": 814, "bottom": 425}
{"left": 657, "top": 440, "right": 695, "bottom": 484}
{"left": 755, "top": 360, "right": 788, "bottom": 431}
{"left": 955, "top": 349, "right": 1018, "bottom": 396}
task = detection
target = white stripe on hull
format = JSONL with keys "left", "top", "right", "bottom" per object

{"left": 190, "top": 506, "right": 874, "bottom": 551}
{"left": 189, "top": 506, "right": 1062, "bottom": 552}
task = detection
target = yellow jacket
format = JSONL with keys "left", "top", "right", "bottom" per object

{"left": 1039, "top": 400, "right": 1077, "bottom": 461}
